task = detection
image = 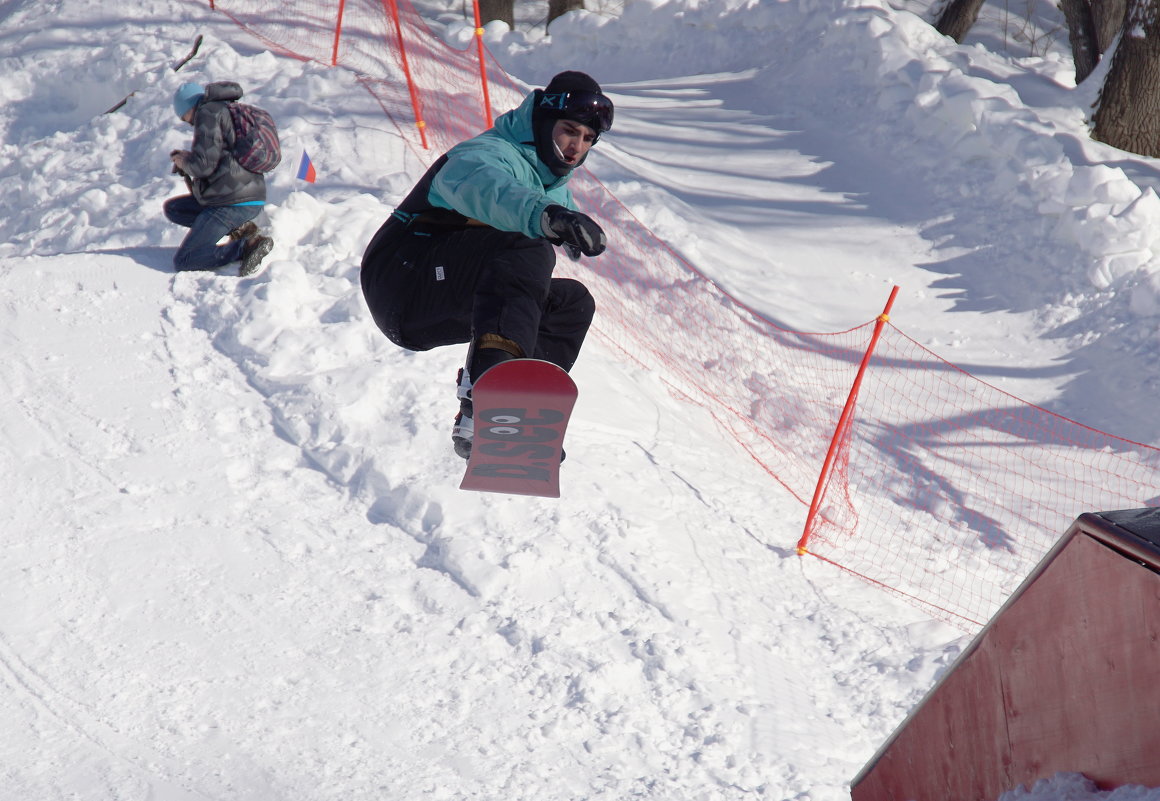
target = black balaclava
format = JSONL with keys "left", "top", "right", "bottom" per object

{"left": 532, "top": 71, "right": 607, "bottom": 178}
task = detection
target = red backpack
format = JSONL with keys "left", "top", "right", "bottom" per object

{"left": 228, "top": 102, "right": 281, "bottom": 174}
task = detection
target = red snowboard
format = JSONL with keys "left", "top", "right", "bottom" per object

{"left": 459, "top": 359, "right": 577, "bottom": 498}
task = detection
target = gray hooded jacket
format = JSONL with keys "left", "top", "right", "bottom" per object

{"left": 183, "top": 82, "right": 266, "bottom": 207}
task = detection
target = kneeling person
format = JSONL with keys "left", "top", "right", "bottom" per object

{"left": 164, "top": 81, "right": 274, "bottom": 276}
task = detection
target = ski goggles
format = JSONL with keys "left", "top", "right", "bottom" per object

{"left": 538, "top": 90, "right": 614, "bottom": 133}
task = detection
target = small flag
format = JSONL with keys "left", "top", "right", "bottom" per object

{"left": 297, "top": 150, "right": 317, "bottom": 183}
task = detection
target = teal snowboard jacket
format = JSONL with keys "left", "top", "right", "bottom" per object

{"left": 426, "top": 91, "right": 578, "bottom": 239}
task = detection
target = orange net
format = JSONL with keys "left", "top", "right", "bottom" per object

{"left": 209, "top": 0, "right": 1160, "bottom": 632}
{"left": 807, "top": 323, "right": 1160, "bottom": 627}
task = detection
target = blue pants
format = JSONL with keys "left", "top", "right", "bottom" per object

{"left": 163, "top": 195, "right": 261, "bottom": 271}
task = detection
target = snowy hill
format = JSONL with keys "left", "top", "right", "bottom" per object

{"left": 1, "top": 0, "right": 1159, "bottom": 799}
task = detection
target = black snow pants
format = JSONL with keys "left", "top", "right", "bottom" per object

{"left": 360, "top": 217, "right": 596, "bottom": 373}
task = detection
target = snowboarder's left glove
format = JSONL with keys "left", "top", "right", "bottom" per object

{"left": 541, "top": 205, "right": 606, "bottom": 257}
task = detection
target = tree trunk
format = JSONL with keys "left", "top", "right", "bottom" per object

{"left": 477, "top": 0, "right": 514, "bottom": 28}
{"left": 1092, "top": 0, "right": 1160, "bottom": 157}
{"left": 548, "top": 0, "right": 585, "bottom": 25}
{"left": 1059, "top": 0, "right": 1102, "bottom": 83}
{"left": 1092, "top": 0, "right": 1129, "bottom": 50}
{"left": 934, "top": 0, "right": 988, "bottom": 42}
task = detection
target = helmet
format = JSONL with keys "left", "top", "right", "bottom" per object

{"left": 532, "top": 71, "right": 614, "bottom": 177}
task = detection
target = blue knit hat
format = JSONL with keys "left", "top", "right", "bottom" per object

{"left": 173, "top": 83, "right": 204, "bottom": 118}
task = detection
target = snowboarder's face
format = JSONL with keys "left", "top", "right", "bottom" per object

{"left": 551, "top": 119, "right": 597, "bottom": 169}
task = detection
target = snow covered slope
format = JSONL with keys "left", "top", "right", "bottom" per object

{"left": 1, "top": 0, "right": 1159, "bottom": 799}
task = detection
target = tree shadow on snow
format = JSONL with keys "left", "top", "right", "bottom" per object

{"left": 606, "top": 72, "right": 1160, "bottom": 449}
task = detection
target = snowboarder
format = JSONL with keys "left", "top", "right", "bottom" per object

{"left": 360, "top": 70, "right": 613, "bottom": 459}
{"left": 164, "top": 81, "right": 274, "bottom": 276}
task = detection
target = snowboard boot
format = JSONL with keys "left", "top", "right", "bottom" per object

{"left": 239, "top": 233, "right": 274, "bottom": 277}
{"left": 452, "top": 367, "right": 474, "bottom": 460}
{"left": 450, "top": 335, "right": 521, "bottom": 460}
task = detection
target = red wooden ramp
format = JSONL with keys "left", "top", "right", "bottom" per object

{"left": 851, "top": 507, "right": 1160, "bottom": 801}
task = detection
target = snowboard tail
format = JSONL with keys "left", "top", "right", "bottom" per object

{"left": 460, "top": 359, "right": 577, "bottom": 498}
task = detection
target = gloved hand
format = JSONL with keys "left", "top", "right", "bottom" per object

{"left": 541, "top": 205, "right": 606, "bottom": 257}
{"left": 170, "top": 149, "right": 191, "bottom": 173}
{"left": 170, "top": 151, "right": 193, "bottom": 190}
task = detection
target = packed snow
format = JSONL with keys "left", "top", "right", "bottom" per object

{"left": 1, "top": 0, "right": 1158, "bottom": 799}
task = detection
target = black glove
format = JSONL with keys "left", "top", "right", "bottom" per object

{"left": 541, "top": 205, "right": 606, "bottom": 257}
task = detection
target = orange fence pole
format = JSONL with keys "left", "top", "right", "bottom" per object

{"left": 471, "top": 0, "right": 494, "bottom": 128}
{"left": 331, "top": 0, "right": 347, "bottom": 66}
{"left": 382, "top": 0, "right": 429, "bottom": 149}
{"left": 797, "top": 285, "right": 899, "bottom": 555}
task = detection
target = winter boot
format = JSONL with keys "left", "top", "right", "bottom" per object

{"left": 240, "top": 233, "right": 274, "bottom": 277}
{"left": 227, "top": 220, "right": 259, "bottom": 242}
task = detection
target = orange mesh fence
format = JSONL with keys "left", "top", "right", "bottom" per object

{"left": 206, "top": 0, "right": 1160, "bottom": 632}
{"left": 806, "top": 323, "right": 1160, "bottom": 627}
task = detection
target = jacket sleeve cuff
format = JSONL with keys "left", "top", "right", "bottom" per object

{"left": 531, "top": 198, "right": 555, "bottom": 238}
